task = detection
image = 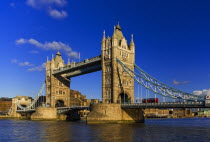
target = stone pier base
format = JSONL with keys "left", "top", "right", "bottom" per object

{"left": 31, "top": 107, "right": 57, "bottom": 120}
{"left": 87, "top": 103, "right": 144, "bottom": 123}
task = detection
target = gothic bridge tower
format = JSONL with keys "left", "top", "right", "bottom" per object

{"left": 101, "top": 24, "right": 135, "bottom": 104}
{"left": 46, "top": 52, "right": 71, "bottom": 107}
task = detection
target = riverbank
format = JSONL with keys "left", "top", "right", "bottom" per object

{"left": 0, "top": 115, "right": 13, "bottom": 119}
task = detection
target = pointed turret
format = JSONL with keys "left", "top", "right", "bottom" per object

{"left": 53, "top": 51, "right": 64, "bottom": 68}
{"left": 112, "top": 23, "right": 124, "bottom": 40}
{"left": 103, "top": 30, "right": 106, "bottom": 40}
{"left": 54, "top": 51, "right": 63, "bottom": 63}
{"left": 67, "top": 58, "right": 70, "bottom": 65}
{"left": 51, "top": 54, "right": 54, "bottom": 62}
{"left": 102, "top": 30, "right": 106, "bottom": 49}
{"left": 130, "top": 34, "right": 135, "bottom": 46}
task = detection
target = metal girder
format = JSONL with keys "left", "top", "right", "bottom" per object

{"left": 16, "top": 82, "right": 45, "bottom": 111}
{"left": 65, "top": 64, "right": 101, "bottom": 78}
{"left": 116, "top": 58, "right": 205, "bottom": 101}
{"left": 53, "top": 55, "right": 101, "bottom": 75}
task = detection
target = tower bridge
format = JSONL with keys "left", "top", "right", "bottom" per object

{"left": 8, "top": 24, "right": 209, "bottom": 122}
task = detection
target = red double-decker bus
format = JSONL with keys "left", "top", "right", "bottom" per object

{"left": 142, "top": 98, "right": 158, "bottom": 103}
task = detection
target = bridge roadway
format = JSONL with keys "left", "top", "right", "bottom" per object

{"left": 16, "top": 106, "right": 90, "bottom": 114}
{"left": 122, "top": 101, "right": 210, "bottom": 109}
{"left": 53, "top": 55, "right": 101, "bottom": 78}
{"left": 16, "top": 102, "right": 210, "bottom": 114}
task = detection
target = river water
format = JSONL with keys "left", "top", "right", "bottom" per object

{"left": 0, "top": 118, "right": 210, "bottom": 142}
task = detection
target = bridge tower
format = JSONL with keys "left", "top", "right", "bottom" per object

{"left": 46, "top": 52, "right": 71, "bottom": 107}
{"left": 101, "top": 24, "right": 135, "bottom": 103}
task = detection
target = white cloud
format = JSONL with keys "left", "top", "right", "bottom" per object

{"left": 26, "top": 0, "right": 66, "bottom": 8}
{"left": 193, "top": 89, "right": 210, "bottom": 96}
{"left": 172, "top": 80, "right": 189, "bottom": 85}
{"left": 16, "top": 38, "right": 79, "bottom": 58}
{"left": 26, "top": 0, "right": 68, "bottom": 19}
{"left": 11, "top": 59, "right": 33, "bottom": 67}
{"left": 48, "top": 9, "right": 67, "bottom": 19}
{"left": 67, "top": 51, "right": 79, "bottom": 58}
{"left": 16, "top": 38, "right": 26, "bottom": 44}
{"left": 28, "top": 63, "right": 46, "bottom": 72}
{"left": 18, "top": 62, "right": 34, "bottom": 66}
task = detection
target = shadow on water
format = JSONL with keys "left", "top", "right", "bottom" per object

{"left": 1, "top": 118, "right": 210, "bottom": 142}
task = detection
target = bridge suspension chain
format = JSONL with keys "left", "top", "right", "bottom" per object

{"left": 116, "top": 58, "right": 204, "bottom": 101}
{"left": 16, "top": 82, "right": 45, "bottom": 110}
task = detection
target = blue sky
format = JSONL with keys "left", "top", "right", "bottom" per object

{"left": 0, "top": 0, "right": 210, "bottom": 99}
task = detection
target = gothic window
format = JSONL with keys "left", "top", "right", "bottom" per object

{"left": 106, "top": 89, "right": 111, "bottom": 99}
{"left": 106, "top": 66, "right": 111, "bottom": 72}
{"left": 122, "top": 79, "right": 128, "bottom": 85}
{"left": 122, "top": 45, "right": 126, "bottom": 49}
{"left": 106, "top": 77, "right": 111, "bottom": 84}
{"left": 119, "top": 41, "right": 121, "bottom": 46}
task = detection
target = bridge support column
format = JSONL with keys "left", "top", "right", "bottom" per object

{"left": 31, "top": 107, "right": 57, "bottom": 120}
{"left": 87, "top": 103, "right": 144, "bottom": 123}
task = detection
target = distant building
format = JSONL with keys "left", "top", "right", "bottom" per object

{"left": 70, "top": 90, "right": 100, "bottom": 106}
{"left": 69, "top": 90, "right": 100, "bottom": 117}
{"left": 70, "top": 90, "right": 86, "bottom": 106}
{"left": 0, "top": 97, "right": 12, "bottom": 112}
{"left": 144, "top": 108, "right": 193, "bottom": 118}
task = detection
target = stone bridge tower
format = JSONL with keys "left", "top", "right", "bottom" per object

{"left": 46, "top": 52, "right": 70, "bottom": 107}
{"left": 101, "top": 24, "right": 135, "bottom": 103}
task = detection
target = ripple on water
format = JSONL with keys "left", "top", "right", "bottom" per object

{"left": 0, "top": 118, "right": 210, "bottom": 142}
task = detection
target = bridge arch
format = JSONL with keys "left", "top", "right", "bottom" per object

{"left": 118, "top": 92, "right": 131, "bottom": 104}
{"left": 55, "top": 100, "right": 65, "bottom": 107}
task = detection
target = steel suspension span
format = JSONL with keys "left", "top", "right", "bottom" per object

{"left": 116, "top": 58, "right": 205, "bottom": 101}
{"left": 16, "top": 82, "right": 45, "bottom": 110}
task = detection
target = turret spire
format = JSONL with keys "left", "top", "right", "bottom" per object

{"left": 130, "top": 34, "right": 135, "bottom": 47}
{"left": 103, "top": 30, "right": 106, "bottom": 38}
{"left": 112, "top": 22, "right": 123, "bottom": 40}
{"left": 52, "top": 54, "right": 54, "bottom": 61}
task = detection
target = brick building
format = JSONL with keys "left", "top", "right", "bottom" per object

{"left": 0, "top": 98, "right": 12, "bottom": 112}
{"left": 70, "top": 90, "right": 100, "bottom": 106}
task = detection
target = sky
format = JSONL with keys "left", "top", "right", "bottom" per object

{"left": 0, "top": 0, "right": 210, "bottom": 100}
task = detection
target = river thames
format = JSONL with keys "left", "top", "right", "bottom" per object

{"left": 0, "top": 118, "right": 210, "bottom": 142}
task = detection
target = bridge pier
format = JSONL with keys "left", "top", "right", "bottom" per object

{"left": 31, "top": 107, "right": 57, "bottom": 120}
{"left": 87, "top": 103, "right": 144, "bottom": 123}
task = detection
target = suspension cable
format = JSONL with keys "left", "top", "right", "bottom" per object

{"left": 116, "top": 58, "right": 204, "bottom": 101}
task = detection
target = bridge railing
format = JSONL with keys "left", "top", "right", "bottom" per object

{"left": 121, "top": 102, "right": 205, "bottom": 108}
{"left": 53, "top": 55, "right": 101, "bottom": 74}
{"left": 57, "top": 106, "right": 89, "bottom": 114}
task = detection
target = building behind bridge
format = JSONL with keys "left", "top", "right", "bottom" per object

{"left": 144, "top": 108, "right": 194, "bottom": 118}
{"left": 0, "top": 97, "right": 12, "bottom": 113}
{"left": 70, "top": 89, "right": 100, "bottom": 106}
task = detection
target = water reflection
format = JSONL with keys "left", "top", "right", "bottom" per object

{"left": 1, "top": 118, "right": 210, "bottom": 142}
